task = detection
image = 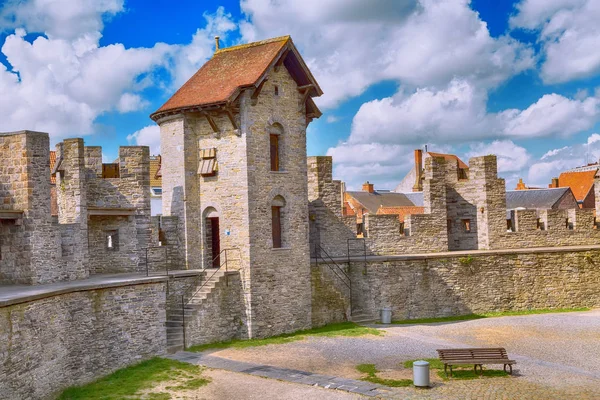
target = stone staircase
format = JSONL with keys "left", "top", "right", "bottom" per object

{"left": 166, "top": 268, "right": 226, "bottom": 353}
{"left": 349, "top": 309, "right": 378, "bottom": 324}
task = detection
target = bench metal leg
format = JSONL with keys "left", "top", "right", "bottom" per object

{"left": 474, "top": 364, "right": 483, "bottom": 376}
{"left": 445, "top": 364, "right": 453, "bottom": 377}
{"left": 504, "top": 364, "right": 513, "bottom": 375}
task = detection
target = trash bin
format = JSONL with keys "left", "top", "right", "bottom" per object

{"left": 413, "top": 360, "right": 430, "bottom": 387}
{"left": 380, "top": 307, "right": 392, "bottom": 324}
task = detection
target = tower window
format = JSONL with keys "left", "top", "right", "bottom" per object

{"left": 270, "top": 134, "right": 280, "bottom": 171}
{"left": 271, "top": 195, "right": 286, "bottom": 248}
{"left": 106, "top": 230, "right": 119, "bottom": 251}
{"left": 274, "top": 85, "right": 279, "bottom": 96}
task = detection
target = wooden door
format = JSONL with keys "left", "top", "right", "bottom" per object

{"left": 210, "top": 217, "right": 220, "bottom": 267}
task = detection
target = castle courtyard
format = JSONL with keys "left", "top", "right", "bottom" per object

{"left": 158, "top": 309, "right": 600, "bottom": 399}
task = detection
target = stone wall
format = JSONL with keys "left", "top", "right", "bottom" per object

{"left": 243, "top": 67, "right": 313, "bottom": 338}
{"left": 0, "top": 281, "right": 166, "bottom": 400}
{"left": 340, "top": 248, "right": 600, "bottom": 321}
{"left": 310, "top": 264, "right": 350, "bottom": 327}
{"left": 184, "top": 271, "right": 248, "bottom": 346}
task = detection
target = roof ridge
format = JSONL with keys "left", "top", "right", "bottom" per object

{"left": 215, "top": 35, "right": 290, "bottom": 54}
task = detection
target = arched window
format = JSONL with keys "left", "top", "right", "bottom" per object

{"left": 272, "top": 195, "right": 286, "bottom": 248}
{"left": 269, "top": 123, "right": 284, "bottom": 171}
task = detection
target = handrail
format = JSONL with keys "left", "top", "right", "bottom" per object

{"left": 185, "top": 248, "right": 241, "bottom": 306}
{"left": 314, "top": 244, "right": 352, "bottom": 314}
{"left": 144, "top": 245, "right": 171, "bottom": 276}
{"left": 347, "top": 238, "right": 367, "bottom": 266}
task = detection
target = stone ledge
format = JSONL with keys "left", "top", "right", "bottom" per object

{"left": 311, "top": 244, "right": 600, "bottom": 265}
{"left": 0, "top": 273, "right": 169, "bottom": 307}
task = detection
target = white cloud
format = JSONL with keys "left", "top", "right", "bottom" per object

{"left": 117, "top": 93, "right": 148, "bottom": 113}
{"left": 241, "top": 0, "right": 534, "bottom": 108}
{"left": 527, "top": 133, "right": 600, "bottom": 186}
{"left": 467, "top": 140, "right": 530, "bottom": 173}
{"left": 0, "top": 1, "right": 237, "bottom": 144}
{"left": 511, "top": 0, "right": 600, "bottom": 83}
{"left": 0, "top": 0, "right": 124, "bottom": 40}
{"left": 346, "top": 79, "right": 600, "bottom": 147}
{"left": 127, "top": 125, "right": 160, "bottom": 155}
{"left": 326, "top": 115, "right": 339, "bottom": 123}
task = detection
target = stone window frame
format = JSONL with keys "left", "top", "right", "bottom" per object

{"left": 268, "top": 122, "right": 285, "bottom": 173}
{"left": 461, "top": 219, "right": 471, "bottom": 233}
{"left": 106, "top": 229, "right": 119, "bottom": 251}
{"left": 271, "top": 195, "right": 288, "bottom": 249}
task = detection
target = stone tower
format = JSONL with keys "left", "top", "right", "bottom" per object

{"left": 151, "top": 36, "right": 323, "bottom": 338}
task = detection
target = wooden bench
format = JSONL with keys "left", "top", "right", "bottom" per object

{"left": 436, "top": 348, "right": 516, "bottom": 377}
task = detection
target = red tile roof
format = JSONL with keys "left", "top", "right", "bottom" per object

{"left": 427, "top": 152, "right": 468, "bottom": 169}
{"left": 558, "top": 169, "right": 597, "bottom": 201}
{"left": 151, "top": 36, "right": 322, "bottom": 121}
{"left": 377, "top": 206, "right": 425, "bottom": 222}
{"left": 49, "top": 150, "right": 56, "bottom": 184}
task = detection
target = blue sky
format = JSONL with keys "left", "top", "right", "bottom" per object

{"left": 1, "top": 0, "right": 600, "bottom": 190}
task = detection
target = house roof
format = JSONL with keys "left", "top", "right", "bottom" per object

{"left": 558, "top": 169, "right": 597, "bottom": 201}
{"left": 49, "top": 150, "right": 56, "bottom": 184}
{"left": 506, "top": 187, "right": 573, "bottom": 210}
{"left": 149, "top": 156, "right": 162, "bottom": 187}
{"left": 427, "top": 152, "right": 469, "bottom": 169}
{"left": 346, "top": 191, "right": 421, "bottom": 214}
{"left": 151, "top": 36, "right": 322, "bottom": 120}
{"left": 376, "top": 205, "right": 425, "bottom": 221}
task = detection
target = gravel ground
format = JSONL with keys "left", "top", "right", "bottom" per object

{"left": 147, "top": 368, "right": 363, "bottom": 399}
{"left": 204, "top": 309, "right": 600, "bottom": 399}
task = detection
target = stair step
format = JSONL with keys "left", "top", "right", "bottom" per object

{"left": 167, "top": 344, "right": 184, "bottom": 354}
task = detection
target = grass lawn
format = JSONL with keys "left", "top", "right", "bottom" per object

{"left": 356, "top": 364, "right": 413, "bottom": 387}
{"left": 403, "top": 358, "right": 509, "bottom": 380}
{"left": 188, "top": 322, "right": 381, "bottom": 352}
{"left": 58, "top": 357, "right": 209, "bottom": 400}
{"left": 389, "top": 307, "right": 590, "bottom": 325}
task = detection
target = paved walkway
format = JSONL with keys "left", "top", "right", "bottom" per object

{"left": 165, "top": 351, "right": 391, "bottom": 397}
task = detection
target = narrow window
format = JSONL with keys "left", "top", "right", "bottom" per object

{"left": 106, "top": 230, "right": 119, "bottom": 251}
{"left": 462, "top": 219, "right": 471, "bottom": 233}
{"left": 274, "top": 85, "right": 279, "bottom": 96}
{"left": 270, "top": 134, "right": 280, "bottom": 171}
{"left": 447, "top": 219, "right": 452, "bottom": 233}
{"left": 272, "top": 206, "right": 282, "bottom": 248}
{"left": 507, "top": 219, "right": 513, "bottom": 232}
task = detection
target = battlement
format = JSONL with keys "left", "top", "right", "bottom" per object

{"left": 0, "top": 131, "right": 154, "bottom": 284}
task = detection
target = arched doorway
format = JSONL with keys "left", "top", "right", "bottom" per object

{"left": 204, "top": 207, "right": 220, "bottom": 267}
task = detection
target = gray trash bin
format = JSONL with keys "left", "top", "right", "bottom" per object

{"left": 380, "top": 307, "right": 392, "bottom": 324}
{"left": 413, "top": 360, "right": 430, "bottom": 387}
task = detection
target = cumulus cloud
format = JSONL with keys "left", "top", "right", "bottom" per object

{"left": 241, "top": 0, "right": 534, "bottom": 108}
{"left": 511, "top": 0, "right": 600, "bottom": 83}
{"left": 0, "top": 1, "right": 237, "bottom": 144}
{"left": 347, "top": 79, "right": 600, "bottom": 146}
{"left": 127, "top": 125, "right": 160, "bottom": 155}
{"left": 527, "top": 133, "right": 600, "bottom": 186}
{"left": 467, "top": 140, "right": 530, "bottom": 173}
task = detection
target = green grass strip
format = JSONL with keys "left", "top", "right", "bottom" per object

{"left": 403, "top": 358, "right": 509, "bottom": 380}
{"left": 58, "top": 357, "right": 206, "bottom": 400}
{"left": 355, "top": 364, "right": 412, "bottom": 387}
{"left": 188, "top": 322, "right": 381, "bottom": 352}
{"left": 390, "top": 307, "right": 590, "bottom": 325}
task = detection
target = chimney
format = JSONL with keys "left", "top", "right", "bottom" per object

{"left": 412, "top": 149, "right": 423, "bottom": 192}
{"left": 215, "top": 36, "right": 220, "bottom": 51}
{"left": 549, "top": 177, "right": 559, "bottom": 188}
{"left": 362, "top": 181, "right": 374, "bottom": 193}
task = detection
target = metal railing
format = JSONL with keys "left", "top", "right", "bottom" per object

{"left": 166, "top": 247, "right": 241, "bottom": 350}
{"left": 314, "top": 244, "right": 352, "bottom": 314}
{"left": 347, "top": 238, "right": 367, "bottom": 266}
{"left": 144, "top": 245, "right": 170, "bottom": 277}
